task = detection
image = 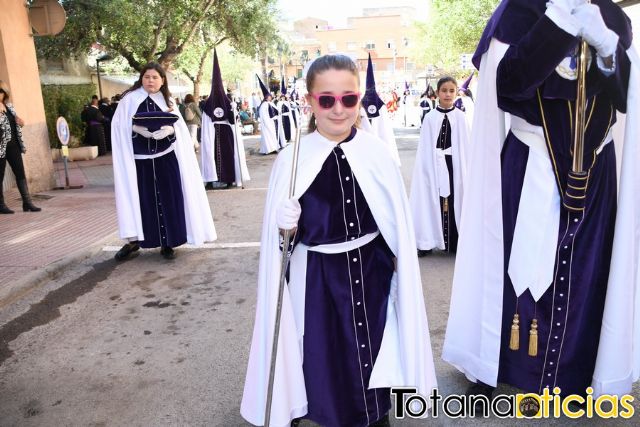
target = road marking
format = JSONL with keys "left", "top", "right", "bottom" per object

{"left": 103, "top": 242, "right": 261, "bottom": 251}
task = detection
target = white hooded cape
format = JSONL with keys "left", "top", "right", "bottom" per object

{"left": 241, "top": 129, "right": 437, "bottom": 427}
{"left": 259, "top": 101, "right": 280, "bottom": 154}
{"left": 409, "top": 107, "right": 469, "bottom": 251}
{"left": 111, "top": 87, "right": 216, "bottom": 244}
{"left": 442, "top": 38, "right": 640, "bottom": 397}
{"left": 200, "top": 113, "right": 251, "bottom": 186}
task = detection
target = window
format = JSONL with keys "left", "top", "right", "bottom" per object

{"left": 386, "top": 40, "right": 395, "bottom": 49}
{"left": 365, "top": 41, "right": 376, "bottom": 50}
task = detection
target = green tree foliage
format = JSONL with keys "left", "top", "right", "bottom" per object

{"left": 412, "top": 0, "right": 500, "bottom": 73}
{"left": 41, "top": 84, "right": 96, "bottom": 148}
{"left": 36, "top": 0, "right": 280, "bottom": 72}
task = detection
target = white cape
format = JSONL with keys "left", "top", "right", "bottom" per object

{"left": 241, "top": 129, "right": 437, "bottom": 427}
{"left": 409, "top": 107, "right": 469, "bottom": 251}
{"left": 370, "top": 105, "right": 401, "bottom": 166}
{"left": 200, "top": 113, "right": 251, "bottom": 186}
{"left": 259, "top": 101, "right": 280, "bottom": 154}
{"left": 442, "top": 38, "right": 640, "bottom": 397}
{"left": 111, "top": 87, "right": 216, "bottom": 245}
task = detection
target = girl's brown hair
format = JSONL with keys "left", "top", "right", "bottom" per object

{"left": 122, "top": 62, "right": 173, "bottom": 108}
{"left": 305, "top": 54, "right": 361, "bottom": 133}
{"left": 436, "top": 76, "right": 458, "bottom": 92}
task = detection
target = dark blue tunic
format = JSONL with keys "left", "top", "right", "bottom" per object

{"left": 213, "top": 123, "right": 236, "bottom": 184}
{"left": 296, "top": 129, "right": 394, "bottom": 427}
{"left": 476, "top": 0, "right": 631, "bottom": 396}
{"left": 435, "top": 106, "right": 458, "bottom": 253}
{"left": 133, "top": 96, "right": 187, "bottom": 249}
{"left": 281, "top": 103, "right": 293, "bottom": 142}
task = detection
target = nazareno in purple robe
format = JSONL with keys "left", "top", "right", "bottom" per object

{"left": 291, "top": 128, "right": 394, "bottom": 426}
{"left": 435, "top": 106, "right": 459, "bottom": 253}
{"left": 475, "top": 0, "right": 632, "bottom": 396}
{"left": 132, "top": 96, "right": 187, "bottom": 249}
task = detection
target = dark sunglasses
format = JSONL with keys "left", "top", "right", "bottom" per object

{"left": 310, "top": 92, "right": 360, "bottom": 109}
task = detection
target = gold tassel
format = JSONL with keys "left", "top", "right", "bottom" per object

{"left": 528, "top": 319, "right": 538, "bottom": 357}
{"left": 509, "top": 313, "right": 520, "bottom": 351}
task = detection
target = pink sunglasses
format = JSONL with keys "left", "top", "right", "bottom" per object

{"left": 309, "top": 92, "right": 361, "bottom": 109}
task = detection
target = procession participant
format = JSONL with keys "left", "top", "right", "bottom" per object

{"left": 201, "top": 50, "right": 250, "bottom": 190}
{"left": 111, "top": 62, "right": 216, "bottom": 261}
{"left": 278, "top": 80, "right": 297, "bottom": 144}
{"left": 443, "top": 0, "right": 640, "bottom": 400}
{"left": 361, "top": 53, "right": 401, "bottom": 166}
{"left": 241, "top": 54, "right": 437, "bottom": 427}
{"left": 257, "top": 75, "right": 281, "bottom": 154}
{"left": 410, "top": 76, "right": 470, "bottom": 256}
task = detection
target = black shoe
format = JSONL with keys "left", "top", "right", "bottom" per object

{"left": 160, "top": 246, "right": 176, "bottom": 260}
{"left": 22, "top": 201, "right": 42, "bottom": 212}
{"left": 0, "top": 203, "right": 14, "bottom": 214}
{"left": 369, "top": 414, "right": 390, "bottom": 427}
{"left": 211, "top": 181, "right": 229, "bottom": 189}
{"left": 290, "top": 418, "right": 302, "bottom": 427}
{"left": 205, "top": 182, "right": 214, "bottom": 190}
{"left": 417, "top": 249, "right": 432, "bottom": 257}
{"left": 17, "top": 179, "right": 41, "bottom": 212}
{"left": 466, "top": 381, "right": 495, "bottom": 398}
{"left": 114, "top": 242, "right": 140, "bottom": 261}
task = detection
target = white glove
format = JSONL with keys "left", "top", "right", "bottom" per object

{"left": 573, "top": 3, "right": 619, "bottom": 58}
{"left": 546, "top": 0, "right": 585, "bottom": 14}
{"left": 276, "top": 198, "right": 301, "bottom": 231}
{"left": 545, "top": 0, "right": 585, "bottom": 36}
{"left": 151, "top": 125, "right": 175, "bottom": 140}
{"left": 132, "top": 124, "right": 153, "bottom": 138}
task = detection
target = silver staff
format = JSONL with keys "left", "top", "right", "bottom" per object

{"left": 264, "top": 123, "right": 303, "bottom": 427}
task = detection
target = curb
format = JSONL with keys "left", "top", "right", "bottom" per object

{"left": 0, "top": 231, "right": 119, "bottom": 310}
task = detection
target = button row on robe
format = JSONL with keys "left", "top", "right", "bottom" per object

{"left": 542, "top": 211, "right": 582, "bottom": 388}
{"left": 347, "top": 245, "right": 373, "bottom": 372}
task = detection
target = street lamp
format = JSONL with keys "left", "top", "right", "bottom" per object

{"left": 96, "top": 54, "right": 113, "bottom": 99}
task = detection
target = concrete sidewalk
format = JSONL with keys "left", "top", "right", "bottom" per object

{"left": 0, "top": 154, "right": 118, "bottom": 307}
{"left": 0, "top": 135, "right": 266, "bottom": 308}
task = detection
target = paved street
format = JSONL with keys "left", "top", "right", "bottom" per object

{"left": 0, "top": 128, "right": 637, "bottom": 426}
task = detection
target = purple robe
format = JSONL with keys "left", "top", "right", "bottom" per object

{"left": 295, "top": 129, "right": 393, "bottom": 426}
{"left": 476, "top": 0, "right": 632, "bottom": 396}
{"left": 133, "top": 96, "right": 187, "bottom": 249}
{"left": 213, "top": 123, "right": 236, "bottom": 184}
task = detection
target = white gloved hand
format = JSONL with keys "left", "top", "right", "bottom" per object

{"left": 546, "top": 0, "right": 586, "bottom": 14}
{"left": 573, "top": 3, "right": 619, "bottom": 58}
{"left": 151, "top": 125, "right": 175, "bottom": 140}
{"left": 132, "top": 124, "right": 153, "bottom": 138}
{"left": 545, "top": 0, "right": 585, "bottom": 36}
{"left": 276, "top": 198, "right": 301, "bottom": 231}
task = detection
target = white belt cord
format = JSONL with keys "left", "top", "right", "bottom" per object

{"left": 435, "top": 147, "right": 452, "bottom": 198}
{"left": 288, "top": 231, "right": 381, "bottom": 347}
{"left": 133, "top": 144, "right": 175, "bottom": 160}
{"left": 508, "top": 118, "right": 560, "bottom": 301}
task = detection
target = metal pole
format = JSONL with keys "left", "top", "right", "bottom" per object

{"left": 97, "top": 60, "right": 103, "bottom": 100}
{"left": 264, "top": 124, "right": 302, "bottom": 427}
{"left": 63, "top": 156, "right": 70, "bottom": 188}
{"left": 572, "top": 2, "right": 590, "bottom": 174}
